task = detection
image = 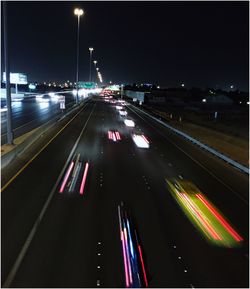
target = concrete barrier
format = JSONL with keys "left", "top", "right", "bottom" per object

{"left": 130, "top": 104, "right": 249, "bottom": 175}
{"left": 1, "top": 99, "right": 89, "bottom": 169}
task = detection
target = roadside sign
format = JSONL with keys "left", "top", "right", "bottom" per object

{"left": 60, "top": 102, "right": 65, "bottom": 109}
{"left": 59, "top": 95, "right": 65, "bottom": 110}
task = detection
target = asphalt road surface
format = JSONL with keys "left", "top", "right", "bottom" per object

{"left": 2, "top": 96, "right": 248, "bottom": 287}
{"left": 1, "top": 92, "right": 76, "bottom": 144}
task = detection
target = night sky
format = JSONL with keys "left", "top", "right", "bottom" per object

{"left": 1, "top": 1, "right": 249, "bottom": 90}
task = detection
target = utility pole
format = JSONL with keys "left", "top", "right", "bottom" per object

{"left": 3, "top": 1, "right": 13, "bottom": 144}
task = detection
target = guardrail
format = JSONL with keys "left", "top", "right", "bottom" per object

{"left": 130, "top": 104, "right": 249, "bottom": 175}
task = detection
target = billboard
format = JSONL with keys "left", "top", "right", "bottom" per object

{"left": 107, "top": 85, "right": 120, "bottom": 91}
{"left": 3, "top": 72, "right": 28, "bottom": 84}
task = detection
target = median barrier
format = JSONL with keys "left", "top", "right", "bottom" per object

{"left": 1, "top": 100, "right": 88, "bottom": 169}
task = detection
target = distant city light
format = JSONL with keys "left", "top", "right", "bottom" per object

{"left": 181, "top": 83, "right": 185, "bottom": 87}
{"left": 230, "top": 85, "right": 234, "bottom": 89}
{"left": 157, "top": 85, "right": 160, "bottom": 89}
{"left": 202, "top": 98, "right": 207, "bottom": 103}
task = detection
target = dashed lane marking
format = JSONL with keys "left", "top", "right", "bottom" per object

{"left": 127, "top": 105, "right": 248, "bottom": 206}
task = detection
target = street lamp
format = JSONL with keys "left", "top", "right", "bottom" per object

{"left": 89, "top": 47, "right": 94, "bottom": 82}
{"left": 93, "top": 60, "right": 97, "bottom": 82}
{"left": 74, "top": 7, "right": 84, "bottom": 104}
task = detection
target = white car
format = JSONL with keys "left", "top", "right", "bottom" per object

{"left": 132, "top": 134, "right": 149, "bottom": 148}
{"left": 124, "top": 119, "right": 135, "bottom": 127}
{"left": 119, "top": 110, "right": 127, "bottom": 116}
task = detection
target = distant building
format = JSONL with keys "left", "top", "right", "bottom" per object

{"left": 205, "top": 95, "right": 233, "bottom": 104}
{"left": 124, "top": 90, "right": 145, "bottom": 102}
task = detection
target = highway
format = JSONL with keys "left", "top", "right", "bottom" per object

{"left": 1, "top": 95, "right": 248, "bottom": 288}
{"left": 1, "top": 92, "right": 76, "bottom": 144}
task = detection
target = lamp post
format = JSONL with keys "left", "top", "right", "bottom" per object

{"left": 93, "top": 60, "right": 97, "bottom": 83}
{"left": 96, "top": 67, "right": 99, "bottom": 84}
{"left": 89, "top": 47, "right": 94, "bottom": 82}
{"left": 74, "top": 8, "right": 84, "bottom": 104}
{"left": 3, "top": 1, "right": 13, "bottom": 144}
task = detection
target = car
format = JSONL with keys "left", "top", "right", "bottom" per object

{"left": 124, "top": 119, "right": 135, "bottom": 127}
{"left": 166, "top": 178, "right": 200, "bottom": 196}
{"left": 118, "top": 202, "right": 148, "bottom": 288}
{"left": 107, "top": 130, "right": 121, "bottom": 141}
{"left": 119, "top": 110, "right": 127, "bottom": 116}
{"left": 166, "top": 178, "right": 243, "bottom": 247}
{"left": 132, "top": 134, "right": 149, "bottom": 148}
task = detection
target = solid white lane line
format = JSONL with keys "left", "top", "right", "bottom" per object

{"left": 2, "top": 103, "right": 96, "bottom": 288}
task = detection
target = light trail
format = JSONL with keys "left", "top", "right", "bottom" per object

{"left": 79, "top": 162, "right": 89, "bottom": 195}
{"left": 59, "top": 161, "right": 74, "bottom": 193}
